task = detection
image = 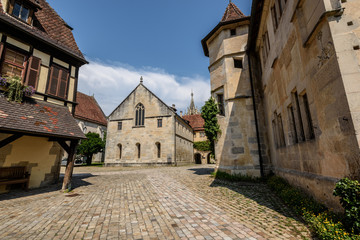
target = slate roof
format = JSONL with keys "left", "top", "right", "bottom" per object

{"left": 0, "top": 0, "right": 86, "bottom": 63}
{"left": 74, "top": 92, "right": 107, "bottom": 127}
{"left": 0, "top": 96, "right": 85, "bottom": 139}
{"left": 182, "top": 114, "right": 204, "bottom": 131}
{"left": 221, "top": 2, "right": 246, "bottom": 22}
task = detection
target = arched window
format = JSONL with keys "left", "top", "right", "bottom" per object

{"left": 135, "top": 103, "right": 145, "bottom": 126}
{"left": 118, "top": 144, "right": 122, "bottom": 159}
{"left": 136, "top": 143, "right": 141, "bottom": 158}
{"left": 155, "top": 142, "right": 161, "bottom": 158}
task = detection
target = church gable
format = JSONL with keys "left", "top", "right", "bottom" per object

{"left": 109, "top": 84, "right": 174, "bottom": 121}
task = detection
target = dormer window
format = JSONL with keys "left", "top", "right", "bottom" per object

{"left": 7, "top": 0, "right": 37, "bottom": 25}
{"left": 12, "top": 2, "right": 29, "bottom": 22}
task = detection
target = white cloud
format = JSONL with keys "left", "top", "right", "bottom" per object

{"left": 78, "top": 60, "right": 211, "bottom": 116}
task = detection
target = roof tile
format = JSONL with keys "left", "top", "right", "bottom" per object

{"left": 182, "top": 114, "right": 204, "bottom": 131}
{"left": 221, "top": 2, "right": 246, "bottom": 22}
{"left": 74, "top": 92, "right": 107, "bottom": 126}
{"left": 0, "top": 96, "right": 85, "bottom": 139}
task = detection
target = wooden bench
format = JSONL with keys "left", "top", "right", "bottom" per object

{"left": 0, "top": 166, "right": 30, "bottom": 191}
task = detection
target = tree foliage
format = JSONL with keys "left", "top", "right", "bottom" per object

{"left": 193, "top": 141, "right": 211, "bottom": 151}
{"left": 77, "top": 132, "right": 105, "bottom": 165}
{"left": 201, "top": 97, "right": 221, "bottom": 155}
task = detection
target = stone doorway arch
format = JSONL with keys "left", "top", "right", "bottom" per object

{"left": 194, "top": 153, "right": 202, "bottom": 164}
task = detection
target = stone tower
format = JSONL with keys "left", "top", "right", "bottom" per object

{"left": 201, "top": 2, "right": 264, "bottom": 177}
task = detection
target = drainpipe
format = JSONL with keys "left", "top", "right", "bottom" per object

{"left": 247, "top": 52, "right": 265, "bottom": 178}
{"left": 174, "top": 115, "right": 177, "bottom": 166}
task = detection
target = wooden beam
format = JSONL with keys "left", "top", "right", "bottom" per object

{"left": 0, "top": 134, "right": 23, "bottom": 149}
{"left": 62, "top": 140, "right": 78, "bottom": 191}
{"left": 57, "top": 140, "right": 70, "bottom": 155}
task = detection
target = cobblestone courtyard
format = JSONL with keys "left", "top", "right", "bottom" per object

{"left": 0, "top": 165, "right": 312, "bottom": 240}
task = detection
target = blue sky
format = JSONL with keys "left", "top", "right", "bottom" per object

{"left": 47, "top": 0, "right": 252, "bottom": 115}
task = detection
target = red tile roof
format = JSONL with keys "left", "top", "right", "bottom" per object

{"left": 0, "top": 0, "right": 86, "bottom": 63}
{"left": 0, "top": 96, "right": 85, "bottom": 139}
{"left": 221, "top": 2, "right": 246, "bottom": 22}
{"left": 74, "top": 92, "right": 107, "bottom": 126}
{"left": 182, "top": 114, "right": 204, "bottom": 131}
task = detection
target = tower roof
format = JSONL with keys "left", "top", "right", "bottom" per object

{"left": 221, "top": 2, "right": 246, "bottom": 22}
{"left": 201, "top": 2, "right": 250, "bottom": 57}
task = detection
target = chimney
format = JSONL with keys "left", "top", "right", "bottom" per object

{"left": 180, "top": 111, "right": 183, "bottom": 117}
{"left": 171, "top": 104, "right": 177, "bottom": 112}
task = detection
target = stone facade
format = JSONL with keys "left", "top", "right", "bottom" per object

{"left": 203, "top": 0, "right": 360, "bottom": 208}
{"left": 105, "top": 82, "right": 193, "bottom": 166}
{"left": 202, "top": 4, "right": 266, "bottom": 177}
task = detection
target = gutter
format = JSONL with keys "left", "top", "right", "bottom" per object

{"left": 247, "top": 52, "right": 265, "bottom": 178}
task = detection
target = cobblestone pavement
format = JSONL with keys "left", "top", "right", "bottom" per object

{"left": 0, "top": 165, "right": 312, "bottom": 240}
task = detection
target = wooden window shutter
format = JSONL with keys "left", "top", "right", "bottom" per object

{"left": 58, "top": 69, "right": 69, "bottom": 98}
{"left": 48, "top": 66, "right": 60, "bottom": 95}
{"left": 25, "top": 56, "right": 41, "bottom": 89}
{"left": 0, "top": 43, "right": 4, "bottom": 60}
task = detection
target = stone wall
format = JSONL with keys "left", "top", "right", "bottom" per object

{"left": 105, "top": 84, "right": 193, "bottom": 166}
{"left": 206, "top": 21, "right": 263, "bottom": 177}
{"left": 252, "top": 0, "right": 360, "bottom": 208}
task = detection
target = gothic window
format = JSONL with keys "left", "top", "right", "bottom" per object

{"left": 136, "top": 143, "right": 141, "bottom": 158}
{"left": 118, "top": 144, "right": 122, "bottom": 159}
{"left": 135, "top": 103, "right": 145, "bottom": 126}
{"left": 156, "top": 142, "right": 161, "bottom": 158}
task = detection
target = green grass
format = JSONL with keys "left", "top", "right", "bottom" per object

{"left": 210, "top": 170, "right": 263, "bottom": 183}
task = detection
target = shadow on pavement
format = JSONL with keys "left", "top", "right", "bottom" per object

{"left": 208, "top": 177, "right": 303, "bottom": 222}
{"left": 0, "top": 173, "right": 94, "bottom": 202}
{"left": 188, "top": 167, "right": 215, "bottom": 175}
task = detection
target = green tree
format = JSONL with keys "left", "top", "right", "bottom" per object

{"left": 77, "top": 132, "right": 105, "bottom": 165}
{"left": 201, "top": 97, "right": 221, "bottom": 156}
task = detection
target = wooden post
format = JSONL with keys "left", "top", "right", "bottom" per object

{"left": 62, "top": 140, "right": 78, "bottom": 191}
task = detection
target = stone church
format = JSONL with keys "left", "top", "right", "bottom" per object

{"left": 202, "top": 0, "right": 360, "bottom": 208}
{"left": 105, "top": 78, "right": 193, "bottom": 166}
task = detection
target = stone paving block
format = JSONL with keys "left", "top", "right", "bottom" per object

{"left": 0, "top": 165, "right": 312, "bottom": 239}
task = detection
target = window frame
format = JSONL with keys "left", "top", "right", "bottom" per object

{"left": 8, "top": 0, "right": 34, "bottom": 24}
{"left": 118, "top": 121, "right": 122, "bottom": 131}
{"left": 46, "top": 63, "right": 70, "bottom": 99}
{"left": 157, "top": 119, "right": 162, "bottom": 128}
{"left": 135, "top": 103, "right": 145, "bottom": 126}
{"left": 1, "top": 47, "right": 28, "bottom": 80}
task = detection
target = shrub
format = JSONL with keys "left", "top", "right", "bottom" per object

{"left": 194, "top": 141, "right": 211, "bottom": 151}
{"left": 333, "top": 178, "right": 360, "bottom": 234}
{"left": 268, "top": 176, "right": 360, "bottom": 240}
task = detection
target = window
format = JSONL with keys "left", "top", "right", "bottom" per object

{"left": 24, "top": 56, "right": 41, "bottom": 89}
{"left": 12, "top": 2, "right": 29, "bottom": 22}
{"left": 135, "top": 103, "right": 145, "bottom": 126}
{"left": 271, "top": 6, "right": 278, "bottom": 30}
{"left": 217, "top": 94, "right": 225, "bottom": 116}
{"left": 262, "top": 31, "right": 270, "bottom": 63}
{"left": 156, "top": 142, "right": 161, "bottom": 158}
{"left": 288, "top": 104, "right": 298, "bottom": 145}
{"left": 272, "top": 112, "right": 286, "bottom": 148}
{"left": 1, "top": 48, "right": 27, "bottom": 79}
{"left": 293, "top": 91, "right": 305, "bottom": 142}
{"left": 302, "top": 93, "right": 315, "bottom": 140}
{"left": 118, "top": 144, "right": 122, "bottom": 159}
{"left": 230, "top": 29, "right": 236, "bottom": 36}
{"left": 157, "top": 119, "right": 162, "bottom": 128}
{"left": 118, "top": 122, "right": 122, "bottom": 130}
{"left": 200, "top": 132, "right": 206, "bottom": 138}
{"left": 47, "top": 64, "right": 69, "bottom": 98}
{"left": 136, "top": 143, "right": 141, "bottom": 158}
{"left": 234, "top": 58, "right": 243, "bottom": 69}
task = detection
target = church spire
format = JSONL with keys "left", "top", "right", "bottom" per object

{"left": 186, "top": 90, "right": 199, "bottom": 115}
